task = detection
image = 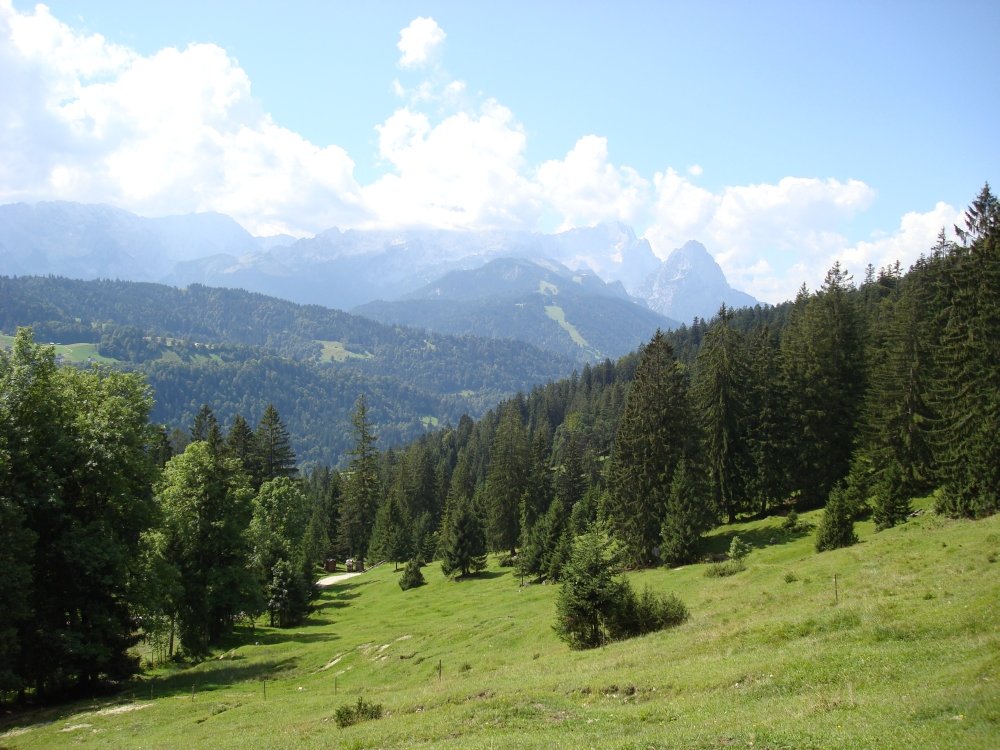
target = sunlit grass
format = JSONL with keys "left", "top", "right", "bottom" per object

{"left": 3, "top": 499, "right": 998, "bottom": 749}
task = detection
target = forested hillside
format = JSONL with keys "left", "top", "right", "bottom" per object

{"left": 0, "top": 277, "right": 576, "bottom": 463}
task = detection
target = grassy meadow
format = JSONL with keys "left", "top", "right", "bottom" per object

{"left": 2, "top": 499, "right": 997, "bottom": 749}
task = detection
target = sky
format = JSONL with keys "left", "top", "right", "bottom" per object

{"left": 1, "top": 1, "right": 998, "bottom": 303}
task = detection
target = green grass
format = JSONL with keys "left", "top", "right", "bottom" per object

{"left": 544, "top": 305, "right": 600, "bottom": 358}
{"left": 314, "top": 340, "right": 373, "bottom": 363}
{"left": 3, "top": 500, "right": 998, "bottom": 749}
{"left": 0, "top": 334, "right": 118, "bottom": 365}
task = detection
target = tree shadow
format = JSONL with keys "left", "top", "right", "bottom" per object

{"left": 701, "top": 523, "right": 815, "bottom": 559}
{"left": 136, "top": 656, "right": 300, "bottom": 700}
{"left": 453, "top": 569, "right": 508, "bottom": 581}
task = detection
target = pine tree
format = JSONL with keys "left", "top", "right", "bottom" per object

{"left": 227, "top": 413, "right": 263, "bottom": 484}
{"left": 483, "top": 402, "right": 528, "bottom": 556}
{"left": 337, "top": 395, "right": 381, "bottom": 559}
{"left": 605, "top": 331, "right": 694, "bottom": 566}
{"left": 660, "top": 458, "right": 710, "bottom": 565}
{"left": 692, "top": 305, "right": 749, "bottom": 523}
{"left": 440, "top": 494, "right": 487, "bottom": 579}
{"left": 256, "top": 404, "right": 297, "bottom": 483}
{"left": 815, "top": 483, "right": 858, "bottom": 552}
{"left": 190, "top": 403, "right": 218, "bottom": 442}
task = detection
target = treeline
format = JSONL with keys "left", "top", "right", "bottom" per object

{"left": 359, "top": 185, "right": 999, "bottom": 578}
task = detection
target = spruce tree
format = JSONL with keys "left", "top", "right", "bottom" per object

{"left": 660, "top": 458, "right": 710, "bottom": 565}
{"left": 440, "top": 494, "right": 487, "bottom": 578}
{"left": 815, "top": 483, "right": 858, "bottom": 552}
{"left": 256, "top": 404, "right": 297, "bottom": 483}
{"left": 605, "top": 331, "right": 693, "bottom": 566}
{"left": 337, "top": 395, "right": 381, "bottom": 559}
{"left": 483, "top": 402, "right": 528, "bottom": 556}
{"left": 692, "top": 305, "right": 750, "bottom": 523}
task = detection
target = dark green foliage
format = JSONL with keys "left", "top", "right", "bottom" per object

{"left": 816, "top": 484, "right": 859, "bottom": 552}
{"left": 266, "top": 559, "right": 311, "bottom": 628}
{"left": 398, "top": 559, "right": 426, "bottom": 590}
{"left": 256, "top": 404, "right": 297, "bottom": 484}
{"left": 660, "top": 458, "right": 711, "bottom": 566}
{"left": 334, "top": 696, "right": 384, "bottom": 728}
{"left": 156, "top": 441, "right": 257, "bottom": 656}
{"left": 605, "top": 586, "right": 689, "bottom": 641}
{"left": 0, "top": 329, "right": 158, "bottom": 694}
{"left": 692, "top": 305, "right": 750, "bottom": 523}
{"left": 554, "top": 528, "right": 687, "bottom": 649}
{"left": 606, "top": 331, "right": 694, "bottom": 566}
{"left": 337, "top": 396, "right": 381, "bottom": 559}
{"left": 440, "top": 496, "right": 487, "bottom": 579}
{"left": 484, "top": 403, "right": 528, "bottom": 555}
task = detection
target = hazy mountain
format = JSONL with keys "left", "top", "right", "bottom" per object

{"left": 640, "top": 240, "right": 759, "bottom": 324}
{"left": 0, "top": 202, "right": 759, "bottom": 325}
{"left": 355, "top": 257, "right": 679, "bottom": 362}
{"left": 0, "top": 201, "right": 259, "bottom": 281}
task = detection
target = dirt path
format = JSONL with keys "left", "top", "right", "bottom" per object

{"left": 315, "top": 571, "right": 363, "bottom": 587}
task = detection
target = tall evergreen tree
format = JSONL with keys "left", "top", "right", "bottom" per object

{"left": 337, "top": 395, "right": 381, "bottom": 559}
{"left": 781, "top": 266, "right": 865, "bottom": 505}
{"left": 605, "top": 331, "right": 694, "bottom": 566}
{"left": 440, "top": 493, "right": 487, "bottom": 579}
{"left": 692, "top": 305, "right": 749, "bottom": 523}
{"left": 483, "top": 402, "right": 528, "bottom": 556}
{"left": 660, "top": 457, "right": 710, "bottom": 565}
{"left": 256, "top": 404, "right": 297, "bottom": 484}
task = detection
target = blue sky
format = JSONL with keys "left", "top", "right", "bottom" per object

{"left": 1, "top": 1, "right": 997, "bottom": 302}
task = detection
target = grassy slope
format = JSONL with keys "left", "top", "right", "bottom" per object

{"left": 3, "top": 500, "right": 998, "bottom": 749}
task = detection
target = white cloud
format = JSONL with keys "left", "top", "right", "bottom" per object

{"left": 364, "top": 100, "right": 539, "bottom": 229}
{"left": 397, "top": 17, "right": 445, "bottom": 69}
{"left": 645, "top": 173, "right": 886, "bottom": 302}
{"left": 687, "top": 164, "right": 703, "bottom": 177}
{"left": 536, "top": 135, "right": 651, "bottom": 230}
{"left": 0, "top": 0, "right": 364, "bottom": 235}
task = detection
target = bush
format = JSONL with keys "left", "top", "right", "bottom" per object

{"left": 816, "top": 483, "right": 858, "bottom": 552}
{"left": 782, "top": 510, "right": 799, "bottom": 531}
{"left": 704, "top": 559, "right": 745, "bottom": 578}
{"left": 398, "top": 559, "right": 425, "bottom": 590}
{"left": 554, "top": 529, "right": 687, "bottom": 649}
{"left": 334, "top": 696, "right": 384, "bottom": 728}
{"left": 728, "top": 535, "right": 751, "bottom": 562}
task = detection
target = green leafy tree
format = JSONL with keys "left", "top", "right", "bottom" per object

{"left": 0, "top": 329, "right": 159, "bottom": 694}
{"left": 157, "top": 441, "right": 256, "bottom": 655}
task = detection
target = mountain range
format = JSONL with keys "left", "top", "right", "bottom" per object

{"left": 0, "top": 202, "right": 759, "bottom": 328}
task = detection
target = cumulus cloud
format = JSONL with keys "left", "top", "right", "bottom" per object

{"left": 0, "top": 0, "right": 365, "bottom": 235}
{"left": 397, "top": 17, "right": 445, "bottom": 69}
{"left": 536, "top": 135, "right": 651, "bottom": 230}
{"left": 644, "top": 171, "right": 954, "bottom": 303}
{"left": 364, "top": 100, "right": 539, "bottom": 229}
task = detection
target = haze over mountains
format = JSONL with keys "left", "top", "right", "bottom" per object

{"left": 0, "top": 201, "right": 760, "bottom": 344}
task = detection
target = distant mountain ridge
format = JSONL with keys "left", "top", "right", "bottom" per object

{"left": 0, "top": 200, "right": 760, "bottom": 328}
{"left": 355, "top": 257, "right": 680, "bottom": 363}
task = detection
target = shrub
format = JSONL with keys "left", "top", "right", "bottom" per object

{"left": 782, "top": 511, "right": 799, "bottom": 531}
{"left": 498, "top": 552, "right": 517, "bottom": 567}
{"left": 704, "top": 559, "right": 745, "bottom": 578}
{"left": 554, "top": 529, "right": 687, "bottom": 649}
{"left": 334, "top": 696, "right": 383, "bottom": 728}
{"left": 816, "top": 483, "right": 858, "bottom": 552}
{"left": 398, "top": 558, "right": 425, "bottom": 590}
{"left": 728, "top": 535, "right": 751, "bottom": 562}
